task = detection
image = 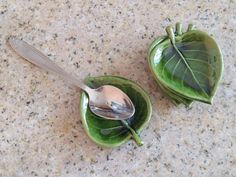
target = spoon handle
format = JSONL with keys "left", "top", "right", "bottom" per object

{"left": 8, "top": 37, "right": 91, "bottom": 92}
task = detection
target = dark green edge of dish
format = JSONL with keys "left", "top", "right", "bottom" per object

{"left": 148, "top": 29, "right": 224, "bottom": 104}
{"left": 80, "top": 75, "right": 152, "bottom": 148}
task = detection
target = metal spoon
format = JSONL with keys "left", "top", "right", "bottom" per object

{"left": 9, "top": 37, "right": 135, "bottom": 120}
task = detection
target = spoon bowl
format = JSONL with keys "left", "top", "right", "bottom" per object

{"left": 88, "top": 85, "right": 135, "bottom": 120}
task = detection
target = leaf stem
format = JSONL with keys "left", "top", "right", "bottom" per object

{"left": 187, "top": 24, "right": 195, "bottom": 31}
{"left": 166, "top": 26, "right": 175, "bottom": 45}
{"left": 121, "top": 120, "right": 144, "bottom": 146}
{"left": 176, "top": 22, "right": 182, "bottom": 35}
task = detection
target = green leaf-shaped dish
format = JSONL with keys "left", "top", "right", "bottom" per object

{"left": 148, "top": 23, "right": 223, "bottom": 105}
{"left": 80, "top": 76, "right": 152, "bottom": 147}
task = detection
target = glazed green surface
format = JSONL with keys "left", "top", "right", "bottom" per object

{"left": 148, "top": 23, "right": 223, "bottom": 105}
{"left": 80, "top": 76, "right": 152, "bottom": 147}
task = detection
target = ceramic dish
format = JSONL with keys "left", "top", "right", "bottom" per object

{"left": 148, "top": 23, "right": 223, "bottom": 106}
{"left": 80, "top": 76, "right": 152, "bottom": 147}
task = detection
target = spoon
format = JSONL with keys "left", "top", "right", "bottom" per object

{"left": 9, "top": 37, "right": 135, "bottom": 120}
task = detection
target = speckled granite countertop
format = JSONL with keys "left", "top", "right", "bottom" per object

{"left": 0, "top": 0, "right": 235, "bottom": 177}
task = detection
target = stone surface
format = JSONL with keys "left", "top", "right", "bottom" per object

{"left": 0, "top": 0, "right": 235, "bottom": 177}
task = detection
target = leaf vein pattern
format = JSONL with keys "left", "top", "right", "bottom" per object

{"left": 173, "top": 45, "right": 209, "bottom": 97}
{"left": 161, "top": 53, "right": 176, "bottom": 75}
{"left": 171, "top": 59, "right": 181, "bottom": 81}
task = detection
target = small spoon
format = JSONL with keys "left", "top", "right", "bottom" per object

{"left": 9, "top": 37, "right": 135, "bottom": 120}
